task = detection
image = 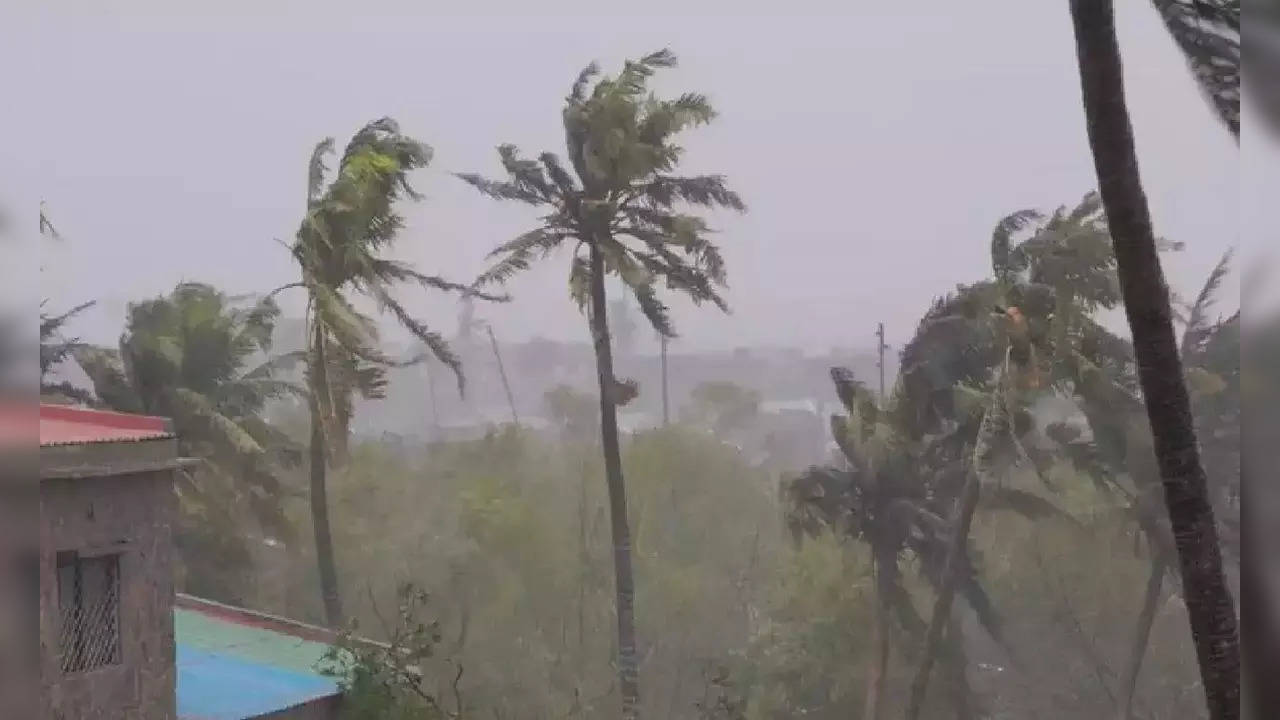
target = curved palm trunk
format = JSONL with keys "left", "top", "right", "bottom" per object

{"left": 1069, "top": 2, "right": 1240, "bottom": 718}
{"left": 1116, "top": 556, "right": 1165, "bottom": 720}
{"left": 587, "top": 242, "right": 641, "bottom": 720}
{"left": 904, "top": 464, "right": 981, "bottom": 720}
{"left": 309, "top": 324, "right": 343, "bottom": 626}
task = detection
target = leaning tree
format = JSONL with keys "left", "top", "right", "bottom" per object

{"left": 281, "top": 118, "right": 502, "bottom": 626}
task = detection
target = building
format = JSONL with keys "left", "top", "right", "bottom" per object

{"left": 40, "top": 405, "right": 183, "bottom": 719}
{"left": 35, "top": 404, "right": 343, "bottom": 720}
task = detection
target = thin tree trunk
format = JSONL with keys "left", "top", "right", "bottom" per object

{"left": 1069, "top": 3, "right": 1240, "bottom": 718}
{"left": 863, "top": 553, "right": 891, "bottom": 720}
{"left": 309, "top": 325, "right": 343, "bottom": 626}
{"left": 1116, "top": 556, "right": 1166, "bottom": 720}
{"left": 486, "top": 323, "right": 519, "bottom": 425}
{"left": 904, "top": 466, "right": 981, "bottom": 720}
{"left": 587, "top": 242, "right": 640, "bottom": 720}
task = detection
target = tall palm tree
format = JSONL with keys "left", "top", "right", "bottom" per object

{"left": 458, "top": 49, "right": 746, "bottom": 719}
{"left": 1069, "top": 2, "right": 1239, "bottom": 718}
{"left": 75, "top": 282, "right": 302, "bottom": 603}
{"left": 281, "top": 118, "right": 501, "bottom": 626}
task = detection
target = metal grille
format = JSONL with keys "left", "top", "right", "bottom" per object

{"left": 57, "top": 552, "right": 121, "bottom": 673}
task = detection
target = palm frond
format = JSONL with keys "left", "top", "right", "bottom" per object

{"left": 641, "top": 175, "right": 745, "bottom": 211}
{"left": 1150, "top": 0, "right": 1241, "bottom": 138}
{"left": 370, "top": 287, "right": 465, "bottom": 396}
{"left": 172, "top": 387, "right": 267, "bottom": 459}
{"left": 454, "top": 172, "right": 546, "bottom": 206}
{"left": 991, "top": 209, "right": 1042, "bottom": 282}
{"left": 630, "top": 280, "right": 673, "bottom": 338}
{"left": 1181, "top": 247, "right": 1235, "bottom": 358}
{"left": 73, "top": 346, "right": 143, "bottom": 412}
{"left": 568, "top": 61, "right": 601, "bottom": 103}
{"left": 307, "top": 137, "right": 336, "bottom": 207}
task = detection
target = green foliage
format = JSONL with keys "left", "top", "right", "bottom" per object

{"left": 459, "top": 49, "right": 746, "bottom": 339}
{"left": 74, "top": 281, "right": 302, "bottom": 604}
{"left": 289, "top": 117, "right": 506, "bottom": 454}
{"left": 320, "top": 583, "right": 454, "bottom": 720}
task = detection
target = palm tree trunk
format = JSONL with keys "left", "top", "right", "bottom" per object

{"left": 1116, "top": 555, "right": 1165, "bottom": 720}
{"left": 587, "top": 242, "right": 641, "bottom": 720}
{"left": 1069, "top": 2, "right": 1240, "bottom": 718}
{"left": 486, "top": 323, "right": 519, "bottom": 425}
{"left": 309, "top": 324, "right": 343, "bottom": 626}
{"left": 904, "top": 466, "right": 981, "bottom": 720}
{"left": 863, "top": 551, "right": 892, "bottom": 720}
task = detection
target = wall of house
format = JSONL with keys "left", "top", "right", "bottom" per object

{"left": 39, "top": 469, "right": 176, "bottom": 720}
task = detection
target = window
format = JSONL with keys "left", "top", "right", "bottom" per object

{"left": 56, "top": 551, "right": 121, "bottom": 673}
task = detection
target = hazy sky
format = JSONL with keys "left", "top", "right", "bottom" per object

{"left": 6, "top": 1, "right": 1241, "bottom": 355}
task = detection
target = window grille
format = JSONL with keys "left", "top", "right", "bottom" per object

{"left": 57, "top": 551, "right": 121, "bottom": 673}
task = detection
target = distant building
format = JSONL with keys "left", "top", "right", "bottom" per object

{"left": 34, "top": 405, "right": 343, "bottom": 720}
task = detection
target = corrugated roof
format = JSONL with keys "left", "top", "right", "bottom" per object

{"left": 175, "top": 595, "right": 342, "bottom": 720}
{"left": 38, "top": 404, "right": 174, "bottom": 446}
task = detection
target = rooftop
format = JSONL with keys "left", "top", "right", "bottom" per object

{"left": 175, "top": 595, "right": 342, "bottom": 720}
{"left": 39, "top": 404, "right": 174, "bottom": 446}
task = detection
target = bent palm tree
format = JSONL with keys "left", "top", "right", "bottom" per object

{"left": 75, "top": 282, "right": 302, "bottom": 603}
{"left": 283, "top": 118, "right": 502, "bottom": 626}
{"left": 459, "top": 49, "right": 745, "bottom": 719}
{"left": 1069, "top": 3, "right": 1239, "bottom": 718}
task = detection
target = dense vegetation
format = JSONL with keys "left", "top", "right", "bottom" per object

{"left": 28, "top": 4, "right": 1250, "bottom": 717}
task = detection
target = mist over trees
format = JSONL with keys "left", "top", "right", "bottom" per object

{"left": 27, "top": 10, "right": 1248, "bottom": 719}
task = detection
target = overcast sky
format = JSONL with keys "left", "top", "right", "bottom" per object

{"left": 4, "top": 0, "right": 1242, "bottom": 355}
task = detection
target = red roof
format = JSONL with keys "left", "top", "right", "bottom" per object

{"left": 38, "top": 404, "right": 174, "bottom": 446}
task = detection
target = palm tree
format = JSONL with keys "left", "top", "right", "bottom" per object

{"left": 1069, "top": 2, "right": 1239, "bottom": 718}
{"left": 785, "top": 358, "right": 1050, "bottom": 720}
{"left": 75, "top": 282, "right": 302, "bottom": 603}
{"left": 282, "top": 118, "right": 501, "bottom": 626}
{"left": 458, "top": 49, "right": 746, "bottom": 719}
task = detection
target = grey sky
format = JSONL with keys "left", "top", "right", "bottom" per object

{"left": 8, "top": 0, "right": 1239, "bottom": 356}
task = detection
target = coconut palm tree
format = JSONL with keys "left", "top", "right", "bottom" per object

{"left": 281, "top": 117, "right": 502, "bottom": 626}
{"left": 785, "top": 351, "right": 1058, "bottom": 719}
{"left": 74, "top": 282, "right": 302, "bottom": 603}
{"left": 1069, "top": 3, "right": 1239, "bottom": 717}
{"left": 458, "top": 49, "right": 746, "bottom": 719}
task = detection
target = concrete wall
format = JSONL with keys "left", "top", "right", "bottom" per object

{"left": 40, "top": 470, "right": 176, "bottom": 720}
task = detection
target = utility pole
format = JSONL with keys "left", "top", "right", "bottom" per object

{"left": 660, "top": 334, "right": 670, "bottom": 427}
{"left": 485, "top": 323, "right": 519, "bottom": 426}
{"left": 875, "top": 322, "right": 888, "bottom": 404}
